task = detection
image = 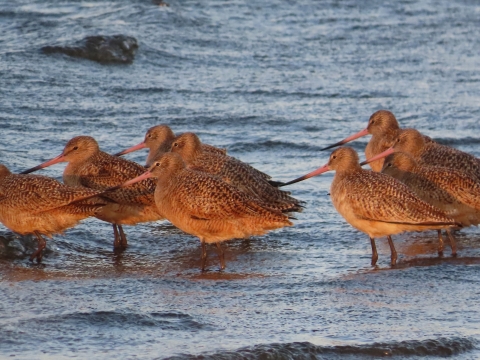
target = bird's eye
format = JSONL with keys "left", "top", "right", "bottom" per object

{"left": 332, "top": 155, "right": 337, "bottom": 160}
{"left": 387, "top": 163, "right": 392, "bottom": 167}
{"left": 371, "top": 120, "right": 375, "bottom": 124}
{"left": 73, "top": 146, "right": 78, "bottom": 150}
{"left": 155, "top": 162, "right": 160, "bottom": 167}
{"left": 147, "top": 134, "right": 152, "bottom": 138}
{"left": 173, "top": 142, "right": 178, "bottom": 147}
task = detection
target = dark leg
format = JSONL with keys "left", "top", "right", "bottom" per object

{"left": 118, "top": 225, "right": 128, "bottom": 249}
{"left": 242, "top": 238, "right": 251, "bottom": 246}
{"left": 370, "top": 237, "right": 378, "bottom": 266}
{"left": 437, "top": 230, "right": 444, "bottom": 256}
{"left": 30, "top": 231, "right": 47, "bottom": 263}
{"left": 200, "top": 240, "right": 208, "bottom": 272}
{"left": 387, "top": 235, "right": 397, "bottom": 266}
{"left": 113, "top": 224, "right": 121, "bottom": 249}
{"left": 446, "top": 229, "right": 457, "bottom": 257}
{"left": 215, "top": 242, "right": 226, "bottom": 271}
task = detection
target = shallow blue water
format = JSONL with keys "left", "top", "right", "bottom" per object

{"left": 1, "top": 0, "right": 480, "bottom": 358}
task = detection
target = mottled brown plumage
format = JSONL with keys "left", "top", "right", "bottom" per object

{"left": 0, "top": 164, "right": 105, "bottom": 262}
{"left": 171, "top": 132, "right": 302, "bottom": 212}
{"left": 380, "top": 152, "right": 480, "bottom": 255}
{"left": 21, "top": 136, "right": 163, "bottom": 250}
{"left": 282, "top": 147, "right": 459, "bottom": 266}
{"left": 390, "top": 129, "right": 480, "bottom": 181}
{"left": 119, "top": 153, "right": 293, "bottom": 271}
{"left": 114, "top": 124, "right": 227, "bottom": 167}
{"left": 381, "top": 152, "right": 480, "bottom": 227}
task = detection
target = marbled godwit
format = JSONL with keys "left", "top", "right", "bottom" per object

{"left": 0, "top": 164, "right": 104, "bottom": 262}
{"left": 114, "top": 153, "right": 293, "bottom": 271}
{"left": 20, "top": 136, "right": 163, "bottom": 251}
{"left": 320, "top": 110, "right": 433, "bottom": 172}
{"left": 114, "top": 124, "right": 226, "bottom": 167}
{"left": 281, "top": 147, "right": 459, "bottom": 266}
{"left": 373, "top": 152, "right": 480, "bottom": 255}
{"left": 170, "top": 132, "right": 303, "bottom": 212}
{"left": 364, "top": 128, "right": 480, "bottom": 182}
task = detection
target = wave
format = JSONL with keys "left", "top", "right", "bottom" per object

{"left": 2, "top": 310, "right": 209, "bottom": 334}
{"left": 227, "top": 140, "right": 320, "bottom": 153}
{"left": 225, "top": 139, "right": 368, "bottom": 155}
{"left": 101, "top": 85, "right": 403, "bottom": 101}
{"left": 42, "top": 310, "right": 208, "bottom": 330}
{"left": 165, "top": 337, "right": 478, "bottom": 359}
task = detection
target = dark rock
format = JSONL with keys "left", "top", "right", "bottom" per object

{"left": 152, "top": 0, "right": 170, "bottom": 6}
{"left": 0, "top": 233, "right": 53, "bottom": 260}
{"left": 42, "top": 35, "right": 138, "bottom": 64}
{"left": 152, "top": 0, "right": 169, "bottom": 6}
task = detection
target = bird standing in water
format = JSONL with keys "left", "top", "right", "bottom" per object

{"left": 21, "top": 136, "right": 163, "bottom": 252}
{"left": 0, "top": 164, "right": 105, "bottom": 262}
{"left": 115, "top": 153, "right": 294, "bottom": 271}
{"left": 363, "top": 152, "right": 480, "bottom": 256}
{"left": 281, "top": 147, "right": 459, "bottom": 266}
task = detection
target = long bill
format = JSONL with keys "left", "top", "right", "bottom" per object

{"left": 278, "top": 164, "right": 330, "bottom": 187}
{"left": 114, "top": 141, "right": 146, "bottom": 156}
{"left": 100, "top": 170, "right": 155, "bottom": 194}
{"left": 122, "top": 170, "right": 153, "bottom": 187}
{"left": 359, "top": 146, "right": 395, "bottom": 166}
{"left": 320, "top": 127, "right": 369, "bottom": 151}
{"left": 20, "top": 153, "right": 66, "bottom": 174}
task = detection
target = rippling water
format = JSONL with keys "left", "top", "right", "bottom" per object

{"left": 1, "top": 0, "right": 480, "bottom": 358}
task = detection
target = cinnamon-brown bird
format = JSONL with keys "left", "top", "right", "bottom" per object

{"left": 116, "top": 153, "right": 294, "bottom": 271}
{"left": 170, "top": 132, "right": 303, "bottom": 212}
{"left": 0, "top": 164, "right": 105, "bottom": 262}
{"left": 114, "top": 124, "right": 226, "bottom": 167}
{"left": 365, "top": 128, "right": 480, "bottom": 182}
{"left": 320, "top": 110, "right": 434, "bottom": 172}
{"left": 21, "top": 136, "right": 163, "bottom": 252}
{"left": 281, "top": 147, "right": 459, "bottom": 266}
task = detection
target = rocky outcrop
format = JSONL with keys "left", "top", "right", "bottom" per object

{"left": 152, "top": 0, "right": 169, "bottom": 6}
{"left": 42, "top": 35, "right": 138, "bottom": 64}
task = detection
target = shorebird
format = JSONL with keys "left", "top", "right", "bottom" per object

{"left": 320, "top": 110, "right": 433, "bottom": 172}
{"left": 364, "top": 128, "right": 480, "bottom": 182}
{"left": 0, "top": 164, "right": 105, "bottom": 262}
{"left": 170, "top": 132, "right": 302, "bottom": 211}
{"left": 281, "top": 147, "right": 459, "bottom": 266}
{"left": 113, "top": 153, "right": 294, "bottom": 271}
{"left": 366, "top": 152, "right": 480, "bottom": 256}
{"left": 114, "top": 124, "right": 226, "bottom": 167}
{"left": 20, "top": 136, "right": 163, "bottom": 252}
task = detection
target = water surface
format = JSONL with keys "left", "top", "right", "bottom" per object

{"left": 1, "top": 0, "right": 480, "bottom": 358}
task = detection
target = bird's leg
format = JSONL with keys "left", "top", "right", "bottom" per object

{"left": 437, "top": 230, "right": 444, "bottom": 256}
{"left": 30, "top": 231, "right": 47, "bottom": 263}
{"left": 370, "top": 237, "right": 378, "bottom": 266}
{"left": 113, "top": 224, "right": 121, "bottom": 249}
{"left": 118, "top": 225, "right": 128, "bottom": 249}
{"left": 200, "top": 240, "right": 208, "bottom": 272}
{"left": 112, "top": 224, "right": 126, "bottom": 255}
{"left": 387, "top": 235, "right": 397, "bottom": 266}
{"left": 446, "top": 229, "right": 457, "bottom": 257}
{"left": 215, "top": 242, "right": 226, "bottom": 271}
{"left": 242, "top": 237, "right": 251, "bottom": 247}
